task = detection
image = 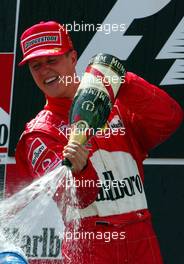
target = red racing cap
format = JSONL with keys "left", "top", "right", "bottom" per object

{"left": 19, "top": 21, "right": 73, "bottom": 66}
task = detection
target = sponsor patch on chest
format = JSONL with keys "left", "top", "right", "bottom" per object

{"left": 108, "top": 114, "right": 125, "bottom": 129}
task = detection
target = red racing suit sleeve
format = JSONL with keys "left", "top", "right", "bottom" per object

{"left": 117, "top": 72, "right": 183, "bottom": 155}
{"left": 15, "top": 131, "right": 99, "bottom": 208}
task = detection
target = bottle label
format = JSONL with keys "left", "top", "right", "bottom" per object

{"left": 70, "top": 87, "right": 111, "bottom": 136}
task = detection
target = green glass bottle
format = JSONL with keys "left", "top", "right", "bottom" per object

{"left": 62, "top": 53, "right": 126, "bottom": 167}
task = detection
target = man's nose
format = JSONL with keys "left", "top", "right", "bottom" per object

{"left": 39, "top": 63, "right": 50, "bottom": 75}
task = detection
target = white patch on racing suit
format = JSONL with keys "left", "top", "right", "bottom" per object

{"left": 66, "top": 150, "right": 148, "bottom": 221}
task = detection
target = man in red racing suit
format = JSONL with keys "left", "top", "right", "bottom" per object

{"left": 16, "top": 21, "right": 183, "bottom": 264}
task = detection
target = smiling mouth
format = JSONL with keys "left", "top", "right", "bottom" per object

{"left": 44, "top": 76, "right": 59, "bottom": 85}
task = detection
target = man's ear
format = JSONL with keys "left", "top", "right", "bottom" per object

{"left": 71, "top": 50, "right": 77, "bottom": 66}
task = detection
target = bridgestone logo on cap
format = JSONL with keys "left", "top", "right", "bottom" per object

{"left": 21, "top": 31, "right": 62, "bottom": 55}
{"left": 25, "top": 36, "right": 58, "bottom": 50}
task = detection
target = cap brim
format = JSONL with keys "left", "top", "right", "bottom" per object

{"left": 18, "top": 48, "right": 69, "bottom": 66}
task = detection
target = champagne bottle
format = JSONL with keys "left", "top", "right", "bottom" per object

{"left": 62, "top": 53, "right": 126, "bottom": 167}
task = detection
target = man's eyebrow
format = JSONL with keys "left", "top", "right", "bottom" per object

{"left": 29, "top": 60, "right": 40, "bottom": 64}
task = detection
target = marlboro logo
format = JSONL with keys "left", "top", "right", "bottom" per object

{"left": 3, "top": 227, "right": 62, "bottom": 259}
{"left": 28, "top": 138, "right": 47, "bottom": 168}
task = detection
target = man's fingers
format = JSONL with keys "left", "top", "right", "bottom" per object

{"left": 62, "top": 142, "right": 89, "bottom": 173}
{"left": 63, "top": 142, "right": 89, "bottom": 156}
{"left": 63, "top": 152, "right": 86, "bottom": 172}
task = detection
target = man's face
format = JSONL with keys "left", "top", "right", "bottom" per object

{"left": 28, "top": 50, "right": 78, "bottom": 98}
